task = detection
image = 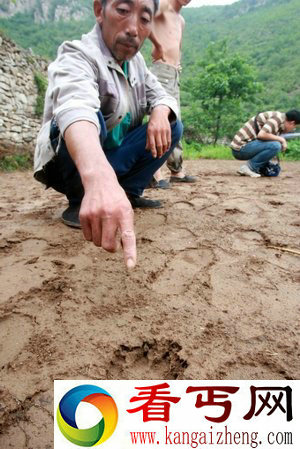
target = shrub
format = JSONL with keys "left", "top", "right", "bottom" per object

{"left": 34, "top": 72, "right": 48, "bottom": 117}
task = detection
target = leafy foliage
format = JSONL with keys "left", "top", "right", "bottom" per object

{"left": 181, "top": 0, "right": 300, "bottom": 113}
{"left": 182, "top": 41, "right": 262, "bottom": 144}
{"left": 0, "top": 153, "right": 32, "bottom": 171}
{"left": 183, "top": 140, "right": 300, "bottom": 161}
{"left": 0, "top": 11, "right": 94, "bottom": 58}
{"left": 284, "top": 139, "right": 300, "bottom": 161}
{"left": 183, "top": 141, "right": 234, "bottom": 160}
{"left": 34, "top": 72, "right": 48, "bottom": 116}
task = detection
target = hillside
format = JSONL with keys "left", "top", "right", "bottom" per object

{"left": 0, "top": 0, "right": 299, "bottom": 132}
{"left": 181, "top": 0, "right": 300, "bottom": 111}
{"left": 0, "top": 0, "right": 90, "bottom": 22}
{"left": 0, "top": 0, "right": 94, "bottom": 57}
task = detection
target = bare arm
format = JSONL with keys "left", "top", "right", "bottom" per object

{"left": 149, "top": 31, "right": 165, "bottom": 62}
{"left": 148, "top": 0, "right": 170, "bottom": 61}
{"left": 149, "top": 31, "right": 161, "bottom": 48}
{"left": 64, "top": 121, "right": 136, "bottom": 268}
{"left": 180, "top": 16, "right": 185, "bottom": 52}
{"left": 257, "top": 129, "right": 287, "bottom": 151}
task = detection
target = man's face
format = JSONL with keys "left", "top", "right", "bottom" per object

{"left": 284, "top": 120, "right": 297, "bottom": 133}
{"left": 94, "top": 0, "right": 154, "bottom": 63}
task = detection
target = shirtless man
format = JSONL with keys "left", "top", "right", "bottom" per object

{"left": 149, "top": 0, "right": 196, "bottom": 188}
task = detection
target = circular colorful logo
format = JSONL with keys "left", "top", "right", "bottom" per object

{"left": 57, "top": 385, "right": 118, "bottom": 447}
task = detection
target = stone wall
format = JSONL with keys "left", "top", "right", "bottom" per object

{"left": 0, "top": 33, "right": 48, "bottom": 155}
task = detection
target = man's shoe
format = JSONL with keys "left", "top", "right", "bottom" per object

{"left": 147, "top": 178, "right": 171, "bottom": 189}
{"left": 237, "top": 164, "right": 261, "bottom": 178}
{"left": 61, "top": 205, "right": 81, "bottom": 228}
{"left": 170, "top": 174, "right": 197, "bottom": 183}
{"left": 155, "top": 179, "right": 171, "bottom": 189}
{"left": 129, "top": 196, "right": 163, "bottom": 208}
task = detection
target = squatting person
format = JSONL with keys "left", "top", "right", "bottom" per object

{"left": 231, "top": 110, "right": 300, "bottom": 177}
{"left": 34, "top": 0, "right": 183, "bottom": 268}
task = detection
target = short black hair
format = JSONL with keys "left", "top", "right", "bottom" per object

{"left": 100, "top": 0, "right": 159, "bottom": 14}
{"left": 286, "top": 109, "right": 300, "bottom": 124}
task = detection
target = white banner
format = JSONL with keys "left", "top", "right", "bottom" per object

{"left": 54, "top": 380, "right": 299, "bottom": 449}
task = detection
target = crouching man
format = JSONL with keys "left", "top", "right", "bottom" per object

{"left": 231, "top": 110, "right": 300, "bottom": 177}
{"left": 34, "top": 0, "right": 182, "bottom": 269}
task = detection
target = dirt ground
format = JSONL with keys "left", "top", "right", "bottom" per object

{"left": 0, "top": 159, "right": 299, "bottom": 447}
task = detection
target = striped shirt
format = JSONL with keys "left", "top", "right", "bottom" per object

{"left": 230, "top": 111, "right": 286, "bottom": 151}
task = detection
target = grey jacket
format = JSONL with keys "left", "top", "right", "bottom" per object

{"left": 34, "top": 24, "right": 178, "bottom": 179}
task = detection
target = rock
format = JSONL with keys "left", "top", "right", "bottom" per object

{"left": 11, "top": 125, "right": 22, "bottom": 133}
{"left": 0, "top": 81, "right": 10, "bottom": 91}
{"left": 16, "top": 93, "right": 28, "bottom": 104}
{"left": 23, "top": 135, "right": 34, "bottom": 143}
{"left": 10, "top": 132, "right": 23, "bottom": 142}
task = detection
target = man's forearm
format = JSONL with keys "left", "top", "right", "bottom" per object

{"left": 64, "top": 120, "right": 118, "bottom": 188}
{"left": 63, "top": 120, "right": 136, "bottom": 269}
{"left": 149, "top": 32, "right": 161, "bottom": 49}
{"left": 257, "top": 130, "right": 285, "bottom": 143}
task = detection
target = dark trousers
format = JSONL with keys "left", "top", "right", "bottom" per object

{"left": 49, "top": 111, "right": 183, "bottom": 206}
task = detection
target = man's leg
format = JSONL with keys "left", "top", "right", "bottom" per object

{"left": 48, "top": 114, "right": 182, "bottom": 226}
{"left": 104, "top": 120, "right": 183, "bottom": 198}
{"left": 151, "top": 62, "right": 196, "bottom": 184}
{"left": 233, "top": 140, "right": 281, "bottom": 176}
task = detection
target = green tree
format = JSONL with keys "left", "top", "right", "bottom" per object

{"left": 183, "top": 40, "right": 262, "bottom": 144}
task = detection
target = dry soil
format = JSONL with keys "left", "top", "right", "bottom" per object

{"left": 0, "top": 160, "right": 299, "bottom": 448}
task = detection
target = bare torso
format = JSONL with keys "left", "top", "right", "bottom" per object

{"left": 150, "top": 3, "right": 185, "bottom": 68}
